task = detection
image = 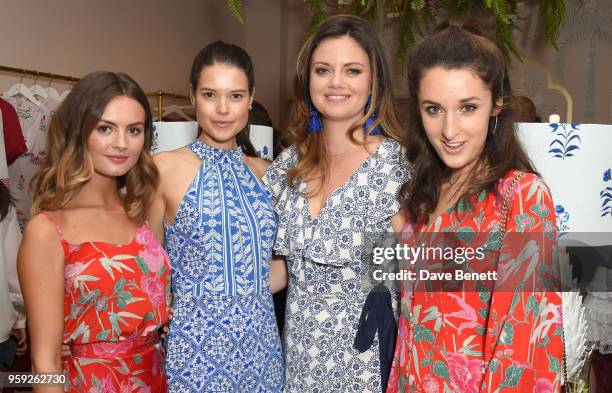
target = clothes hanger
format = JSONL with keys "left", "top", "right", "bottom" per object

{"left": 156, "top": 104, "right": 193, "bottom": 121}
{"left": 2, "top": 72, "right": 43, "bottom": 107}
{"left": 46, "top": 78, "right": 62, "bottom": 102}
{"left": 59, "top": 82, "right": 73, "bottom": 101}
{"left": 30, "top": 72, "right": 49, "bottom": 99}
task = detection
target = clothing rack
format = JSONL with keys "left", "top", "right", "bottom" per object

{"left": 0, "top": 64, "right": 190, "bottom": 120}
{"left": 0, "top": 64, "right": 80, "bottom": 83}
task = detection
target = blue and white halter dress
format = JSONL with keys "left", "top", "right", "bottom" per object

{"left": 165, "top": 139, "right": 284, "bottom": 392}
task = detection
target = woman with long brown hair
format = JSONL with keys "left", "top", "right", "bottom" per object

{"left": 264, "top": 15, "right": 410, "bottom": 392}
{"left": 18, "top": 72, "right": 170, "bottom": 392}
{"left": 387, "top": 23, "right": 563, "bottom": 392}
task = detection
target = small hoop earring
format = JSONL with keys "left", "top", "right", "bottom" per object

{"left": 491, "top": 115, "right": 498, "bottom": 135}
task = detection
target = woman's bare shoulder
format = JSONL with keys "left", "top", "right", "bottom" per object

{"left": 244, "top": 156, "right": 272, "bottom": 179}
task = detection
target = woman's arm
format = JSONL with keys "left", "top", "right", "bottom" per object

{"left": 481, "top": 174, "right": 562, "bottom": 392}
{"left": 390, "top": 209, "right": 409, "bottom": 233}
{"left": 17, "top": 214, "right": 65, "bottom": 393}
{"left": 148, "top": 154, "right": 169, "bottom": 244}
{"left": 269, "top": 256, "right": 288, "bottom": 294}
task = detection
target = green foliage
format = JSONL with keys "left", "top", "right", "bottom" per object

{"left": 541, "top": 0, "right": 567, "bottom": 50}
{"left": 305, "top": 0, "right": 327, "bottom": 32}
{"left": 297, "top": 0, "right": 568, "bottom": 63}
{"left": 226, "top": 0, "right": 244, "bottom": 25}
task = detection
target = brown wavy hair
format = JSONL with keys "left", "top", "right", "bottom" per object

{"left": 287, "top": 15, "right": 404, "bottom": 192}
{"left": 399, "top": 22, "right": 536, "bottom": 223}
{"left": 30, "top": 71, "right": 158, "bottom": 223}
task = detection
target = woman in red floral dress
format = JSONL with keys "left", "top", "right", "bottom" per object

{"left": 387, "top": 23, "right": 564, "bottom": 392}
{"left": 18, "top": 72, "right": 169, "bottom": 392}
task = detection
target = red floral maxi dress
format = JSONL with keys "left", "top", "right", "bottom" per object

{"left": 387, "top": 170, "right": 564, "bottom": 393}
{"left": 42, "top": 213, "right": 170, "bottom": 392}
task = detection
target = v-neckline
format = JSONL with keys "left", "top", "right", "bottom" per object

{"left": 303, "top": 139, "right": 386, "bottom": 222}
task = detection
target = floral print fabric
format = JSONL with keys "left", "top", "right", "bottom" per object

{"left": 387, "top": 170, "right": 564, "bottom": 393}
{"left": 44, "top": 213, "right": 171, "bottom": 392}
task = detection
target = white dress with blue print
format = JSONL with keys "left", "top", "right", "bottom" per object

{"left": 165, "top": 139, "right": 284, "bottom": 392}
{"left": 264, "top": 138, "right": 410, "bottom": 393}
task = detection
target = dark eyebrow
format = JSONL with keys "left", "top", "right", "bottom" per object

{"left": 420, "top": 97, "right": 482, "bottom": 106}
{"left": 198, "top": 87, "right": 248, "bottom": 94}
{"left": 312, "top": 61, "right": 367, "bottom": 68}
{"left": 98, "top": 119, "right": 144, "bottom": 127}
{"left": 459, "top": 96, "right": 481, "bottom": 103}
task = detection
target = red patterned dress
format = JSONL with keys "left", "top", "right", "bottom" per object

{"left": 387, "top": 170, "right": 564, "bottom": 393}
{"left": 43, "top": 213, "right": 170, "bottom": 392}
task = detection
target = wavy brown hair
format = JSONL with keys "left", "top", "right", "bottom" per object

{"left": 287, "top": 15, "right": 404, "bottom": 192}
{"left": 400, "top": 22, "right": 536, "bottom": 223}
{"left": 30, "top": 71, "right": 158, "bottom": 223}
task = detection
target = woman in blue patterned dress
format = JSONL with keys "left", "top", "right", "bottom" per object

{"left": 263, "top": 16, "right": 410, "bottom": 393}
{"left": 148, "top": 42, "right": 286, "bottom": 392}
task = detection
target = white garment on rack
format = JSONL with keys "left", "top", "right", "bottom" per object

{"left": 0, "top": 106, "right": 25, "bottom": 342}
{"left": 5, "top": 96, "right": 51, "bottom": 230}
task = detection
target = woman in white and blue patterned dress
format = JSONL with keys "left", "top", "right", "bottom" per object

{"left": 263, "top": 16, "right": 410, "bottom": 393}
{"left": 149, "top": 42, "right": 286, "bottom": 392}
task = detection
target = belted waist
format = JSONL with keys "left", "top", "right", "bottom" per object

{"left": 68, "top": 331, "right": 160, "bottom": 358}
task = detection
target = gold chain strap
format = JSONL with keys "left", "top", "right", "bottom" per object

{"left": 497, "top": 171, "right": 525, "bottom": 250}
{"left": 561, "top": 332, "right": 569, "bottom": 392}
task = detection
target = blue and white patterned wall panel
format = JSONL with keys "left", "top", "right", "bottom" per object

{"left": 517, "top": 123, "right": 612, "bottom": 244}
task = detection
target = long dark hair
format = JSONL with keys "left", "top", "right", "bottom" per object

{"left": 400, "top": 22, "right": 536, "bottom": 223}
{"left": 287, "top": 15, "right": 404, "bottom": 192}
{"left": 30, "top": 71, "right": 159, "bottom": 222}
{"left": 0, "top": 182, "right": 14, "bottom": 221}
{"left": 189, "top": 41, "right": 257, "bottom": 157}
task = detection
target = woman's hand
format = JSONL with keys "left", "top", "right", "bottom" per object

{"left": 11, "top": 328, "right": 27, "bottom": 356}
{"left": 269, "top": 257, "right": 288, "bottom": 294}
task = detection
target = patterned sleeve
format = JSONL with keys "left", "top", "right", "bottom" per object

{"left": 262, "top": 145, "right": 296, "bottom": 201}
{"left": 262, "top": 146, "right": 298, "bottom": 256}
{"left": 366, "top": 140, "right": 411, "bottom": 229}
{"left": 481, "top": 173, "right": 563, "bottom": 392}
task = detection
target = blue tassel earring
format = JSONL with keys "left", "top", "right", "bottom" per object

{"left": 364, "top": 95, "right": 381, "bottom": 135}
{"left": 307, "top": 103, "right": 322, "bottom": 133}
